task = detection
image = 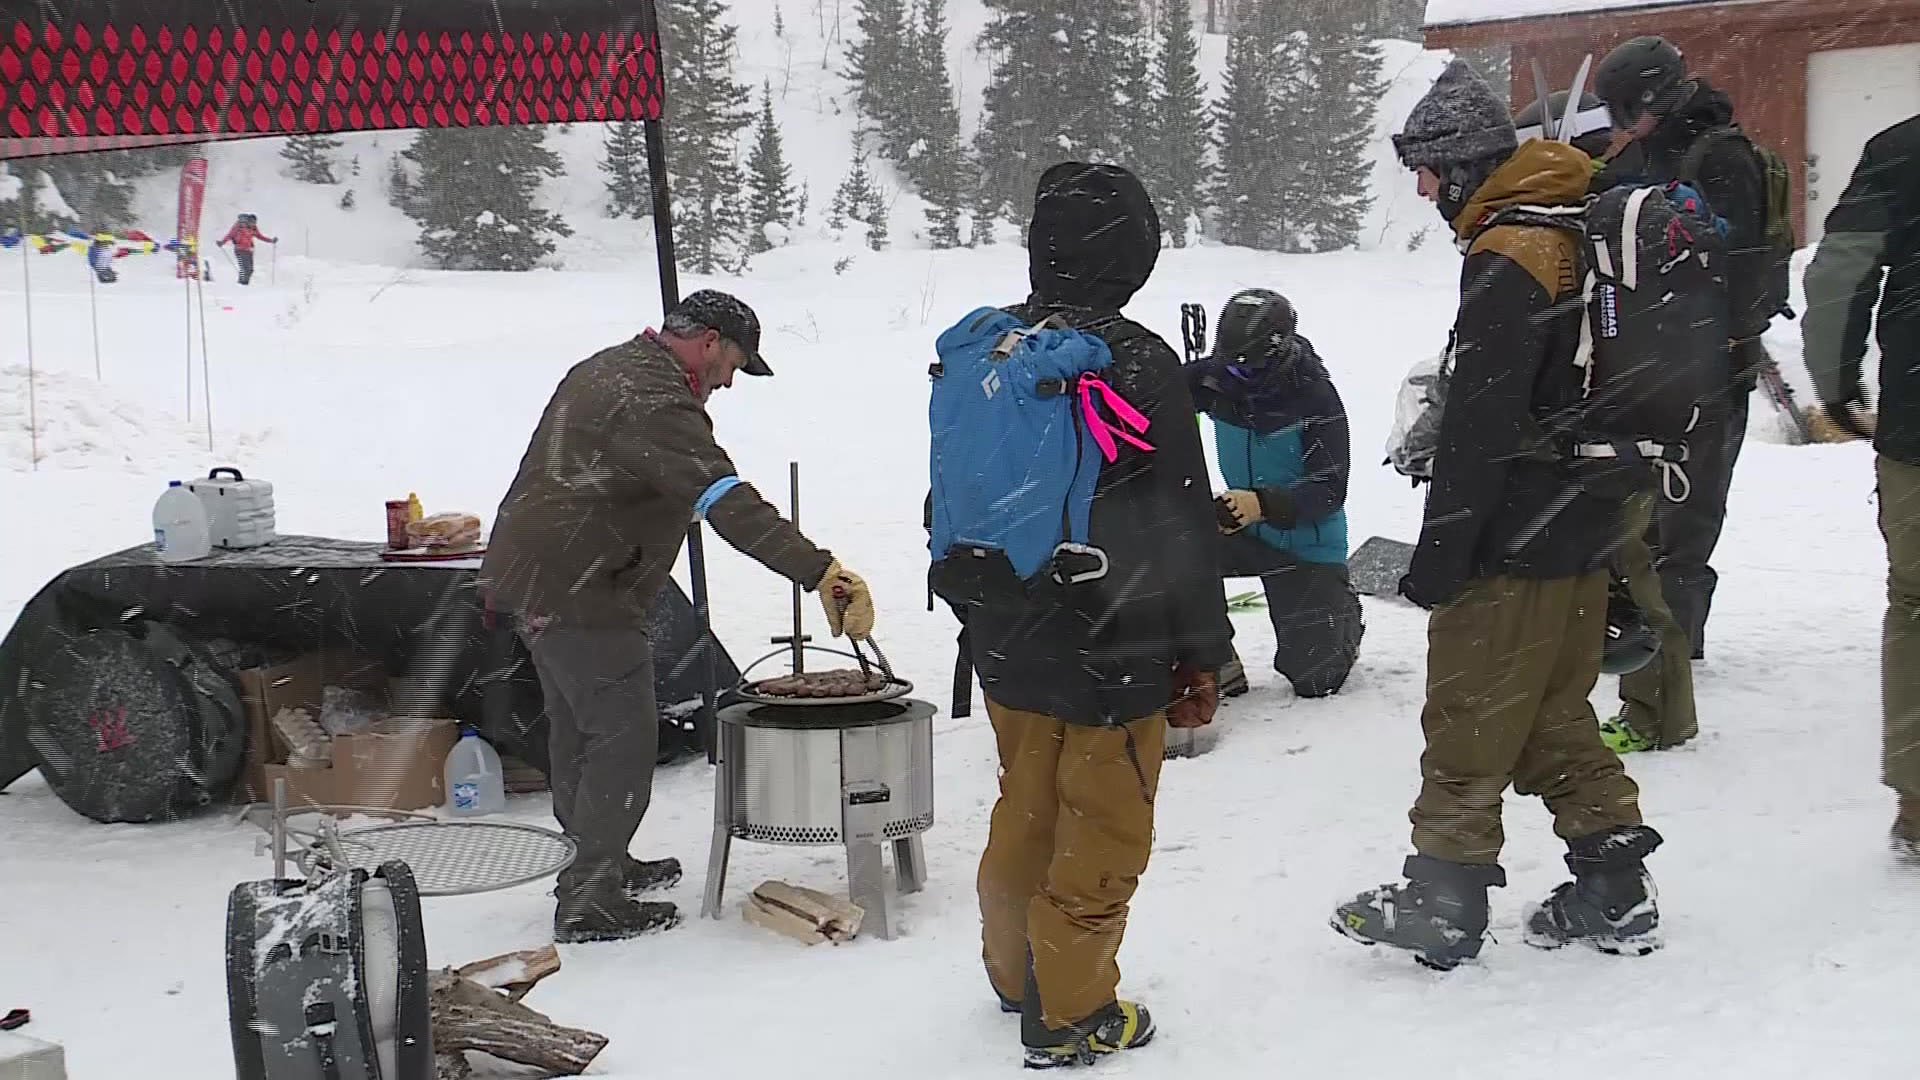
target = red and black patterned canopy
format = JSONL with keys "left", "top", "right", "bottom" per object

{"left": 0, "top": 0, "right": 664, "bottom": 159}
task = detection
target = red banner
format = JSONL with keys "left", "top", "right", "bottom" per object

{"left": 175, "top": 153, "right": 206, "bottom": 278}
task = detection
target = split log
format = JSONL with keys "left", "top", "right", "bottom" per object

{"left": 430, "top": 946, "right": 608, "bottom": 1077}
{"left": 431, "top": 1002, "right": 608, "bottom": 1077}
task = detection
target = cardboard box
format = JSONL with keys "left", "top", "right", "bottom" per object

{"left": 235, "top": 650, "right": 458, "bottom": 811}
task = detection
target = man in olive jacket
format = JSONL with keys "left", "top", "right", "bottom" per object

{"left": 483, "top": 290, "right": 877, "bottom": 942}
{"left": 1801, "top": 113, "right": 1920, "bottom": 861}
{"left": 1332, "top": 60, "right": 1664, "bottom": 972}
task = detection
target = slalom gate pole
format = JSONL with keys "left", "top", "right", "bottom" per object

{"left": 193, "top": 269, "right": 214, "bottom": 451}
{"left": 88, "top": 259, "right": 102, "bottom": 380}
{"left": 184, "top": 248, "right": 194, "bottom": 421}
{"left": 19, "top": 203, "right": 39, "bottom": 469}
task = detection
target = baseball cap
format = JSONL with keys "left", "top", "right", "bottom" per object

{"left": 672, "top": 289, "right": 771, "bottom": 376}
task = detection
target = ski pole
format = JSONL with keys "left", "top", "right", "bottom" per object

{"left": 1181, "top": 302, "right": 1207, "bottom": 365}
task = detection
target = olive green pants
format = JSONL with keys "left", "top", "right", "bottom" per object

{"left": 1877, "top": 456, "right": 1920, "bottom": 798}
{"left": 978, "top": 700, "right": 1165, "bottom": 1030}
{"left": 1616, "top": 490, "right": 1699, "bottom": 746}
{"left": 1411, "top": 573, "right": 1645, "bottom": 864}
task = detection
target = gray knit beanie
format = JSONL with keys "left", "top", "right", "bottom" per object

{"left": 1393, "top": 58, "right": 1518, "bottom": 171}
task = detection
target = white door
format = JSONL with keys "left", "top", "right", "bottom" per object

{"left": 1806, "top": 43, "right": 1920, "bottom": 242}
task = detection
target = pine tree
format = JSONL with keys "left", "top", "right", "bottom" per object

{"left": 1298, "top": 14, "right": 1384, "bottom": 251}
{"left": 832, "top": 153, "right": 877, "bottom": 236}
{"left": 1211, "top": 9, "right": 1310, "bottom": 251}
{"left": 281, "top": 133, "right": 342, "bottom": 184}
{"left": 863, "top": 183, "right": 891, "bottom": 251}
{"left": 386, "top": 152, "right": 414, "bottom": 213}
{"left": 970, "top": 150, "right": 999, "bottom": 245}
{"left": 910, "top": 0, "right": 968, "bottom": 246}
{"left": 847, "top": 0, "right": 911, "bottom": 160}
{"left": 1150, "top": 0, "right": 1212, "bottom": 247}
{"left": 664, "top": 0, "right": 754, "bottom": 274}
{"left": 601, "top": 121, "right": 652, "bottom": 218}
{"left": 746, "top": 82, "right": 798, "bottom": 253}
{"left": 402, "top": 126, "right": 573, "bottom": 271}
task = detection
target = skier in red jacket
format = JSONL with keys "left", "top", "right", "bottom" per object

{"left": 216, "top": 213, "right": 277, "bottom": 285}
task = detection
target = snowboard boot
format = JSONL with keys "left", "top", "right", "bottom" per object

{"left": 1219, "top": 655, "right": 1250, "bottom": 698}
{"left": 622, "top": 855, "right": 683, "bottom": 896}
{"left": 1018, "top": 958, "right": 1154, "bottom": 1068}
{"left": 1021, "top": 1002, "right": 1156, "bottom": 1069}
{"left": 1332, "top": 855, "right": 1506, "bottom": 971}
{"left": 1598, "top": 715, "right": 1657, "bottom": 755}
{"left": 1524, "top": 825, "right": 1663, "bottom": 956}
{"left": 1894, "top": 795, "right": 1920, "bottom": 866}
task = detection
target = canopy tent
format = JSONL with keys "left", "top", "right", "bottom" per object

{"left": 0, "top": 0, "right": 728, "bottom": 755}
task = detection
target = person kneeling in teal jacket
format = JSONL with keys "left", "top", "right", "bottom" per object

{"left": 1188, "top": 289, "right": 1363, "bottom": 698}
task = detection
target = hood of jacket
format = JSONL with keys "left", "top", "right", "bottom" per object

{"left": 1451, "top": 139, "right": 1593, "bottom": 240}
{"left": 1189, "top": 334, "right": 1337, "bottom": 435}
{"left": 1646, "top": 79, "right": 1737, "bottom": 161}
{"left": 1027, "top": 162, "right": 1161, "bottom": 311}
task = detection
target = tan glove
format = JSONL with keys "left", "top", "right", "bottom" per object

{"left": 1168, "top": 667, "right": 1219, "bottom": 729}
{"left": 1214, "top": 490, "right": 1263, "bottom": 534}
{"left": 816, "top": 560, "right": 875, "bottom": 640}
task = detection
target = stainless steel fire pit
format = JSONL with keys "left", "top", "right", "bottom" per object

{"left": 701, "top": 646, "right": 935, "bottom": 940}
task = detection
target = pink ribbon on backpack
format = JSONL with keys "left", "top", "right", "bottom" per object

{"left": 1079, "top": 376, "right": 1155, "bottom": 462}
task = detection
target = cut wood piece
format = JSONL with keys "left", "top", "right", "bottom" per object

{"left": 743, "top": 893, "right": 834, "bottom": 945}
{"left": 431, "top": 1002, "right": 608, "bottom": 1076}
{"left": 453, "top": 944, "right": 561, "bottom": 1003}
{"left": 745, "top": 880, "right": 865, "bottom": 943}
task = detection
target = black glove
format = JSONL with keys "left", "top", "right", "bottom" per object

{"left": 1398, "top": 572, "right": 1445, "bottom": 611}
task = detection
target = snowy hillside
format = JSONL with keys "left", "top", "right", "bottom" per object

{"left": 111, "top": 1, "right": 1448, "bottom": 269}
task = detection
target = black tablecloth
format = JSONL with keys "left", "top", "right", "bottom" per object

{"left": 0, "top": 536, "right": 738, "bottom": 792}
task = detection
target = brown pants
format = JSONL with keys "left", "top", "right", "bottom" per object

{"left": 978, "top": 699, "right": 1165, "bottom": 1030}
{"left": 1616, "top": 490, "right": 1699, "bottom": 746}
{"left": 1878, "top": 456, "right": 1920, "bottom": 798}
{"left": 1410, "top": 573, "right": 1644, "bottom": 864}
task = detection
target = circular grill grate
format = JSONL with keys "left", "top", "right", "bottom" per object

{"left": 301, "top": 820, "right": 575, "bottom": 896}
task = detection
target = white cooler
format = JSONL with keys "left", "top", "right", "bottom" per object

{"left": 187, "top": 467, "right": 277, "bottom": 550}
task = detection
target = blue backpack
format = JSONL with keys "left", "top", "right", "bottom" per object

{"left": 928, "top": 308, "right": 1153, "bottom": 590}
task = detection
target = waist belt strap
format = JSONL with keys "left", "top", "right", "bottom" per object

{"left": 1571, "top": 440, "right": 1693, "bottom": 504}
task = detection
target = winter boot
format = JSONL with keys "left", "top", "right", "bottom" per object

{"left": 1022, "top": 1002, "right": 1155, "bottom": 1069}
{"left": 1525, "top": 825, "right": 1663, "bottom": 956}
{"left": 555, "top": 874, "right": 680, "bottom": 944}
{"left": 1894, "top": 795, "right": 1920, "bottom": 865}
{"left": 1598, "top": 715, "right": 1657, "bottom": 755}
{"left": 1018, "top": 958, "right": 1154, "bottom": 1068}
{"left": 1218, "top": 655, "right": 1250, "bottom": 698}
{"left": 622, "top": 855, "right": 683, "bottom": 895}
{"left": 1331, "top": 855, "right": 1506, "bottom": 971}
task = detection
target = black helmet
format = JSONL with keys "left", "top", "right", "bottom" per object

{"left": 1212, "top": 289, "right": 1297, "bottom": 366}
{"left": 1595, "top": 36, "right": 1686, "bottom": 122}
{"left": 1602, "top": 583, "right": 1660, "bottom": 676}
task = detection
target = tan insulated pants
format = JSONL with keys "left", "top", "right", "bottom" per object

{"left": 1616, "top": 490, "right": 1700, "bottom": 746}
{"left": 1410, "top": 572, "right": 1644, "bottom": 864}
{"left": 978, "top": 699, "right": 1165, "bottom": 1030}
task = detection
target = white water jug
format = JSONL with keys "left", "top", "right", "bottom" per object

{"left": 443, "top": 728, "right": 506, "bottom": 816}
{"left": 153, "top": 480, "right": 213, "bottom": 563}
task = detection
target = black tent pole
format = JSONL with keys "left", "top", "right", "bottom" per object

{"left": 636, "top": 0, "right": 719, "bottom": 768}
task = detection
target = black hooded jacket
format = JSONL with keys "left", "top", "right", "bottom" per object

{"left": 1642, "top": 79, "right": 1774, "bottom": 345}
{"left": 958, "top": 162, "right": 1233, "bottom": 726}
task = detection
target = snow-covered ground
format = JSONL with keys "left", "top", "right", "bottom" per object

{"left": 1, "top": 2, "right": 1912, "bottom": 1077}
{"left": 1, "top": 229, "right": 1909, "bottom": 1080}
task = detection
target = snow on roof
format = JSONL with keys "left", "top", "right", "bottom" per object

{"left": 1425, "top": 0, "right": 1716, "bottom": 27}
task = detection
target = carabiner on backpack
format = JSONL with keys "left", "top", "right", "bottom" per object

{"left": 1048, "top": 543, "right": 1110, "bottom": 586}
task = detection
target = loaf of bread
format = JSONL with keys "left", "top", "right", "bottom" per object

{"left": 752, "top": 669, "right": 888, "bottom": 698}
{"left": 407, "top": 511, "right": 482, "bottom": 549}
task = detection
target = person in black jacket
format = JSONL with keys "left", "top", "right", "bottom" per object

{"left": 1801, "top": 113, "right": 1920, "bottom": 861}
{"left": 1598, "top": 36, "right": 1776, "bottom": 659}
{"left": 964, "top": 162, "right": 1230, "bottom": 1068}
{"left": 1331, "top": 59, "right": 1662, "bottom": 972}
{"left": 1188, "top": 289, "right": 1363, "bottom": 698}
